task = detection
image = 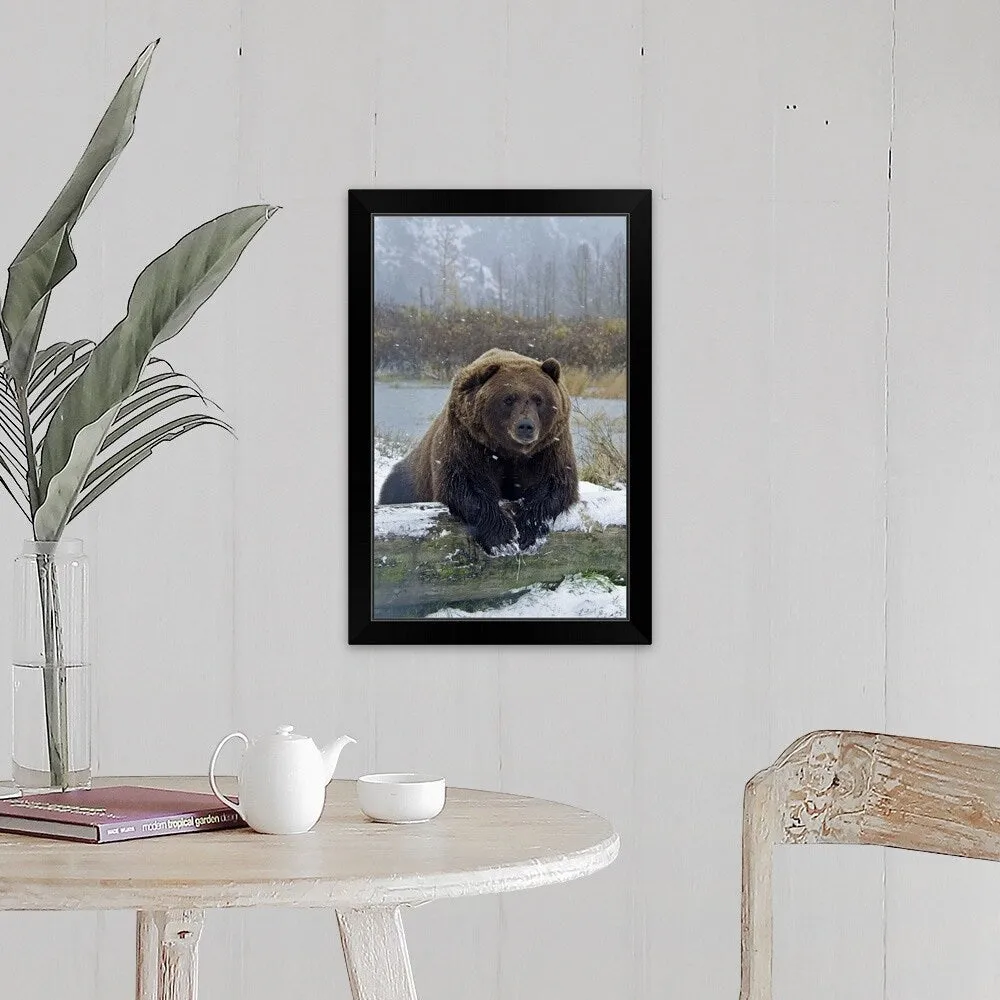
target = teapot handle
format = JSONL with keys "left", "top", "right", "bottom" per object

{"left": 209, "top": 732, "right": 249, "bottom": 821}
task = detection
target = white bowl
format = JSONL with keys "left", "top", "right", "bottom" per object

{"left": 357, "top": 773, "right": 446, "bottom": 824}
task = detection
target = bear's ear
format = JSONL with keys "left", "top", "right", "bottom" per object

{"left": 541, "top": 358, "right": 561, "bottom": 384}
{"left": 456, "top": 362, "right": 501, "bottom": 395}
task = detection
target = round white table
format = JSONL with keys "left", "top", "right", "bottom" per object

{"left": 0, "top": 776, "right": 619, "bottom": 999}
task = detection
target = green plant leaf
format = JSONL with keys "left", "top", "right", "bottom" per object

{"left": 0, "top": 383, "right": 25, "bottom": 450}
{"left": 25, "top": 341, "right": 95, "bottom": 453}
{"left": 0, "top": 411, "right": 24, "bottom": 457}
{"left": 34, "top": 203, "right": 277, "bottom": 540}
{"left": 0, "top": 458, "right": 30, "bottom": 519}
{"left": 30, "top": 343, "right": 74, "bottom": 380}
{"left": 0, "top": 429, "right": 28, "bottom": 485}
{"left": 0, "top": 381, "right": 31, "bottom": 518}
{"left": 28, "top": 339, "right": 94, "bottom": 393}
{"left": 30, "top": 350, "right": 93, "bottom": 421}
{"left": 35, "top": 412, "right": 117, "bottom": 537}
{"left": 0, "top": 381, "right": 26, "bottom": 455}
{"left": 28, "top": 348, "right": 93, "bottom": 413}
{"left": 114, "top": 371, "right": 212, "bottom": 423}
{"left": 26, "top": 349, "right": 217, "bottom": 503}
{"left": 132, "top": 363, "right": 207, "bottom": 398}
{"left": 70, "top": 412, "right": 232, "bottom": 522}
{"left": 104, "top": 387, "right": 205, "bottom": 448}
{"left": 2, "top": 41, "right": 157, "bottom": 384}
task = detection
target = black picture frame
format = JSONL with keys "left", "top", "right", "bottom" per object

{"left": 348, "top": 189, "right": 651, "bottom": 644}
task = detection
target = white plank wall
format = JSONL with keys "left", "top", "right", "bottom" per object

{"left": 0, "top": 2, "right": 993, "bottom": 999}
{"left": 885, "top": 2, "right": 1000, "bottom": 998}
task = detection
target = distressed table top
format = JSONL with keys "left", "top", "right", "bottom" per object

{"left": 0, "top": 777, "right": 619, "bottom": 911}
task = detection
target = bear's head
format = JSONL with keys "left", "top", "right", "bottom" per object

{"left": 451, "top": 349, "right": 569, "bottom": 456}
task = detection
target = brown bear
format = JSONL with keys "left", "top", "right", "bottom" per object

{"left": 379, "top": 348, "right": 579, "bottom": 553}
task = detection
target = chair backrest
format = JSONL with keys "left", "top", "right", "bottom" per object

{"left": 740, "top": 730, "right": 1000, "bottom": 1000}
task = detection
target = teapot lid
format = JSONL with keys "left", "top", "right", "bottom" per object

{"left": 271, "top": 724, "right": 308, "bottom": 741}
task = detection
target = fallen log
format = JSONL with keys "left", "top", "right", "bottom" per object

{"left": 373, "top": 498, "right": 627, "bottom": 619}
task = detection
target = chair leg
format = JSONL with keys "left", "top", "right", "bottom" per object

{"left": 135, "top": 909, "right": 204, "bottom": 1000}
{"left": 337, "top": 905, "right": 419, "bottom": 1000}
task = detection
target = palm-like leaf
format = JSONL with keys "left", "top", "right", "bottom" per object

{"left": 29, "top": 339, "right": 95, "bottom": 393}
{"left": 105, "top": 386, "right": 207, "bottom": 447}
{"left": 2, "top": 42, "right": 156, "bottom": 385}
{"left": 83, "top": 360, "right": 229, "bottom": 505}
{"left": 28, "top": 339, "right": 95, "bottom": 442}
{"left": 16, "top": 345, "right": 227, "bottom": 523}
{"left": 0, "top": 381, "right": 26, "bottom": 452}
{"left": 0, "top": 381, "right": 29, "bottom": 517}
{"left": 30, "top": 342, "right": 83, "bottom": 381}
{"left": 33, "top": 203, "right": 276, "bottom": 540}
{"left": 71, "top": 412, "right": 232, "bottom": 523}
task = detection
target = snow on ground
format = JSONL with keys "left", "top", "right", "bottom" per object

{"left": 374, "top": 502, "right": 444, "bottom": 538}
{"left": 552, "top": 480, "right": 626, "bottom": 531}
{"left": 426, "top": 573, "right": 626, "bottom": 619}
{"left": 374, "top": 443, "right": 403, "bottom": 501}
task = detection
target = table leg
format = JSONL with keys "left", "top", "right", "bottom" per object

{"left": 135, "top": 909, "right": 204, "bottom": 1000}
{"left": 337, "top": 906, "right": 419, "bottom": 1000}
{"left": 136, "top": 911, "right": 159, "bottom": 1000}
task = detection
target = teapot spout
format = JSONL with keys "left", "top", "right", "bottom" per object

{"left": 320, "top": 734, "right": 357, "bottom": 783}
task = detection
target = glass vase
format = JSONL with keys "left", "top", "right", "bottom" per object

{"left": 11, "top": 539, "right": 90, "bottom": 792}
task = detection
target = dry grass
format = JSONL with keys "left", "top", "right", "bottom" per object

{"left": 374, "top": 306, "right": 627, "bottom": 376}
{"left": 374, "top": 426, "right": 414, "bottom": 458}
{"left": 375, "top": 364, "right": 627, "bottom": 399}
{"left": 573, "top": 407, "right": 627, "bottom": 486}
{"left": 561, "top": 366, "right": 627, "bottom": 400}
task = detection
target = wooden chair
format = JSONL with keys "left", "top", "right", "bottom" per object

{"left": 741, "top": 729, "right": 1000, "bottom": 1000}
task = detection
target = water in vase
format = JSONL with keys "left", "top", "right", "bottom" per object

{"left": 12, "top": 662, "right": 91, "bottom": 791}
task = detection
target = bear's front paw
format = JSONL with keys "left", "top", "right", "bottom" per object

{"left": 514, "top": 513, "right": 552, "bottom": 551}
{"left": 472, "top": 512, "right": 519, "bottom": 555}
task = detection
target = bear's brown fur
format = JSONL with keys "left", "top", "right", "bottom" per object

{"left": 379, "top": 348, "right": 579, "bottom": 552}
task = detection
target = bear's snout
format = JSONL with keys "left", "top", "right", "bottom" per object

{"left": 514, "top": 417, "right": 538, "bottom": 443}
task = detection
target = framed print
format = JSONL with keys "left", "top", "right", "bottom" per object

{"left": 348, "top": 189, "right": 651, "bottom": 644}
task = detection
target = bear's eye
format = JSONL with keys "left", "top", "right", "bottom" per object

{"left": 503, "top": 394, "right": 517, "bottom": 406}
{"left": 531, "top": 394, "right": 544, "bottom": 405}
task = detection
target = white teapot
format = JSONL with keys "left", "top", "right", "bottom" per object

{"left": 209, "top": 725, "right": 356, "bottom": 834}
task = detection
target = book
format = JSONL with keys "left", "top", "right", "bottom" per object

{"left": 0, "top": 785, "right": 246, "bottom": 843}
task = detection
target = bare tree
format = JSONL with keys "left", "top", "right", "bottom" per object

{"left": 609, "top": 233, "right": 626, "bottom": 317}
{"left": 527, "top": 254, "right": 544, "bottom": 318}
{"left": 435, "top": 223, "right": 462, "bottom": 310}
{"left": 543, "top": 256, "right": 558, "bottom": 319}
{"left": 510, "top": 258, "right": 523, "bottom": 317}
{"left": 494, "top": 256, "right": 504, "bottom": 314}
{"left": 570, "top": 242, "right": 593, "bottom": 317}
{"left": 592, "top": 238, "right": 604, "bottom": 317}
{"left": 477, "top": 264, "right": 487, "bottom": 308}
{"left": 514, "top": 259, "right": 530, "bottom": 316}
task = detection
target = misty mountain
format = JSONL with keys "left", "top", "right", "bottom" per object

{"left": 374, "top": 214, "right": 627, "bottom": 319}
